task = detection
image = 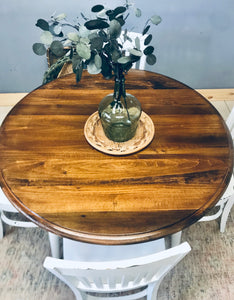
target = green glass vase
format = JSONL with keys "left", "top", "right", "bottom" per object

{"left": 98, "top": 76, "right": 142, "bottom": 142}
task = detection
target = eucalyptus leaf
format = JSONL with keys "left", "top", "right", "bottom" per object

{"left": 134, "top": 8, "right": 142, "bottom": 17}
{"left": 91, "top": 5, "right": 104, "bottom": 13}
{"left": 80, "top": 37, "right": 90, "bottom": 46}
{"left": 117, "top": 56, "right": 131, "bottom": 64}
{"left": 67, "top": 32, "right": 79, "bottom": 42}
{"left": 50, "top": 40, "right": 64, "bottom": 56}
{"left": 103, "top": 42, "right": 111, "bottom": 55}
{"left": 94, "top": 54, "right": 102, "bottom": 69}
{"left": 106, "top": 10, "right": 113, "bottom": 16}
{"left": 88, "top": 32, "right": 99, "bottom": 40}
{"left": 55, "top": 13, "right": 66, "bottom": 21}
{"left": 116, "top": 16, "right": 125, "bottom": 26}
{"left": 113, "top": 6, "right": 126, "bottom": 18}
{"left": 146, "top": 53, "right": 157, "bottom": 65}
{"left": 96, "top": 9, "right": 107, "bottom": 18}
{"left": 49, "top": 25, "right": 63, "bottom": 37}
{"left": 98, "top": 30, "right": 108, "bottom": 42}
{"left": 150, "top": 15, "right": 162, "bottom": 25}
{"left": 87, "top": 61, "right": 101, "bottom": 74}
{"left": 108, "top": 13, "right": 115, "bottom": 22}
{"left": 52, "top": 25, "right": 62, "bottom": 35}
{"left": 142, "top": 25, "right": 150, "bottom": 35}
{"left": 144, "top": 34, "right": 152, "bottom": 46}
{"left": 144, "top": 46, "right": 154, "bottom": 55}
{"left": 72, "top": 54, "right": 81, "bottom": 72}
{"left": 111, "top": 39, "right": 120, "bottom": 49}
{"left": 32, "top": 43, "right": 46, "bottom": 55}
{"left": 123, "top": 62, "right": 133, "bottom": 73}
{"left": 130, "top": 55, "right": 141, "bottom": 63}
{"left": 36, "top": 19, "right": 49, "bottom": 31}
{"left": 40, "top": 31, "right": 53, "bottom": 45}
{"left": 76, "top": 43, "right": 91, "bottom": 60}
{"left": 129, "top": 48, "right": 142, "bottom": 57}
{"left": 84, "top": 19, "right": 109, "bottom": 30}
{"left": 90, "top": 36, "right": 103, "bottom": 51}
{"left": 109, "top": 19, "right": 122, "bottom": 39}
{"left": 63, "top": 39, "right": 71, "bottom": 46}
{"left": 111, "top": 49, "right": 121, "bottom": 63}
{"left": 135, "top": 36, "right": 140, "bottom": 50}
{"left": 79, "top": 25, "right": 91, "bottom": 38}
{"left": 101, "top": 54, "right": 112, "bottom": 78}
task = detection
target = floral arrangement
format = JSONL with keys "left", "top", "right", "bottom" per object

{"left": 33, "top": 1, "right": 162, "bottom": 84}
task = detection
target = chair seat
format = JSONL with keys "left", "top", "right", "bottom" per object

{"left": 0, "top": 188, "right": 18, "bottom": 212}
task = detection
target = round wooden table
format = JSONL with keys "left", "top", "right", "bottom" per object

{"left": 0, "top": 70, "right": 233, "bottom": 245}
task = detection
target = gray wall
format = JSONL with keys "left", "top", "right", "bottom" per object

{"left": 1, "top": 0, "right": 234, "bottom": 92}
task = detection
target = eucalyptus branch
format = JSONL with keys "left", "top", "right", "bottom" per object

{"left": 124, "top": 13, "right": 130, "bottom": 21}
{"left": 80, "top": 12, "right": 88, "bottom": 21}
{"left": 61, "top": 23, "right": 79, "bottom": 31}
{"left": 33, "top": 2, "right": 162, "bottom": 84}
{"left": 143, "top": 19, "right": 150, "bottom": 31}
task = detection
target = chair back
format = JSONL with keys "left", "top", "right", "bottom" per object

{"left": 0, "top": 106, "right": 12, "bottom": 126}
{"left": 119, "top": 31, "right": 146, "bottom": 70}
{"left": 63, "top": 236, "right": 166, "bottom": 262}
{"left": 44, "top": 242, "right": 191, "bottom": 300}
{"left": 226, "top": 106, "right": 234, "bottom": 139}
{"left": 0, "top": 107, "right": 19, "bottom": 212}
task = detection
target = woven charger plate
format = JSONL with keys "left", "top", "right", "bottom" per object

{"left": 84, "top": 111, "right": 155, "bottom": 155}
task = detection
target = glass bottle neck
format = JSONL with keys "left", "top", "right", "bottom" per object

{"left": 114, "top": 76, "right": 126, "bottom": 102}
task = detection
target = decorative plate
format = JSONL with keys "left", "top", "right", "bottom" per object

{"left": 84, "top": 111, "right": 155, "bottom": 155}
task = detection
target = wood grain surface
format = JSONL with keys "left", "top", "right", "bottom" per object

{"left": 0, "top": 70, "right": 233, "bottom": 244}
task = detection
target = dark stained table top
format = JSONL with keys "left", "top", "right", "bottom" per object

{"left": 0, "top": 70, "right": 233, "bottom": 244}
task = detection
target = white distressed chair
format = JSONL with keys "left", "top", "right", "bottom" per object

{"left": 44, "top": 241, "right": 191, "bottom": 300}
{"left": 226, "top": 104, "right": 234, "bottom": 139}
{"left": 0, "top": 106, "right": 61, "bottom": 258}
{"left": 119, "top": 31, "right": 146, "bottom": 70}
{"left": 171, "top": 106, "right": 234, "bottom": 247}
{"left": 63, "top": 237, "right": 166, "bottom": 262}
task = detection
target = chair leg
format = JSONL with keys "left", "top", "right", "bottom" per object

{"left": 171, "top": 231, "right": 182, "bottom": 247}
{"left": 48, "top": 232, "right": 61, "bottom": 258}
{"left": 220, "top": 195, "right": 234, "bottom": 233}
{"left": 147, "top": 282, "right": 159, "bottom": 300}
{"left": 0, "top": 216, "right": 3, "bottom": 239}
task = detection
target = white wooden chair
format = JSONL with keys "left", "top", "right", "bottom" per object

{"left": 63, "top": 237, "right": 166, "bottom": 262}
{"left": 44, "top": 241, "right": 191, "bottom": 300}
{"left": 171, "top": 106, "right": 234, "bottom": 246}
{"left": 226, "top": 104, "right": 234, "bottom": 139}
{"left": 0, "top": 106, "right": 61, "bottom": 258}
{"left": 119, "top": 31, "right": 146, "bottom": 70}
